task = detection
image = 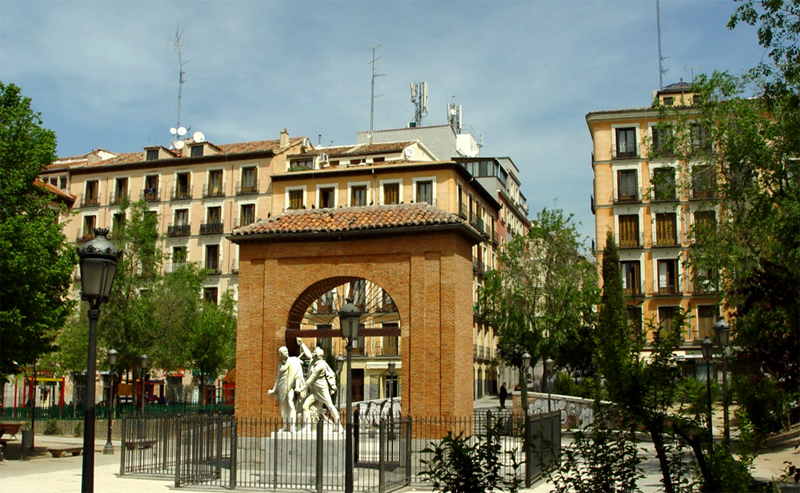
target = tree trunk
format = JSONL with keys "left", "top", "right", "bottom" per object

{"left": 647, "top": 424, "right": 675, "bottom": 493}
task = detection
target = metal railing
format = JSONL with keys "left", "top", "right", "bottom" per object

{"left": 118, "top": 410, "right": 561, "bottom": 491}
{"left": 168, "top": 224, "right": 192, "bottom": 236}
{"left": 141, "top": 189, "right": 161, "bottom": 202}
{"left": 200, "top": 222, "right": 224, "bottom": 235}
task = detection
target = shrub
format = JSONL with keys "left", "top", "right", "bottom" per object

{"left": 73, "top": 421, "right": 83, "bottom": 437}
{"left": 44, "top": 418, "right": 59, "bottom": 435}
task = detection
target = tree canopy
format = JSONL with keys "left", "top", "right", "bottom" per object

{"left": 0, "top": 82, "right": 77, "bottom": 377}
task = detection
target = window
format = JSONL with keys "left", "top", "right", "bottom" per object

{"left": 693, "top": 211, "right": 716, "bottom": 241}
{"left": 382, "top": 323, "right": 399, "bottom": 356}
{"left": 349, "top": 280, "right": 366, "bottom": 310}
{"left": 202, "top": 207, "right": 222, "bottom": 234}
{"left": 615, "top": 127, "right": 637, "bottom": 158}
{"left": 658, "top": 306, "right": 678, "bottom": 331}
{"left": 175, "top": 172, "right": 191, "bottom": 200}
{"left": 316, "top": 291, "right": 334, "bottom": 314}
{"left": 59, "top": 176, "right": 67, "bottom": 189}
{"left": 169, "top": 209, "right": 190, "bottom": 236}
{"left": 697, "top": 305, "right": 719, "bottom": 340}
{"left": 652, "top": 126, "right": 674, "bottom": 156}
{"left": 617, "top": 170, "right": 638, "bottom": 202}
{"left": 655, "top": 213, "right": 678, "bottom": 246}
{"left": 618, "top": 214, "right": 640, "bottom": 248}
{"left": 351, "top": 185, "right": 367, "bottom": 207}
{"left": 290, "top": 158, "right": 313, "bottom": 171}
{"left": 191, "top": 145, "right": 203, "bottom": 157}
{"left": 172, "top": 246, "right": 187, "bottom": 264}
{"left": 694, "top": 266, "right": 718, "bottom": 293}
{"left": 288, "top": 189, "right": 304, "bottom": 210}
{"left": 205, "top": 244, "right": 220, "bottom": 273}
{"left": 82, "top": 216, "right": 96, "bottom": 240}
{"left": 112, "top": 178, "right": 128, "bottom": 204}
{"left": 416, "top": 180, "right": 433, "bottom": 205}
{"left": 174, "top": 209, "right": 188, "bottom": 226}
{"left": 146, "top": 149, "right": 158, "bottom": 161}
{"left": 240, "top": 167, "right": 257, "bottom": 194}
{"left": 692, "top": 166, "right": 715, "bottom": 199}
{"left": 204, "top": 287, "right": 218, "bottom": 305}
{"left": 691, "top": 124, "right": 711, "bottom": 151}
{"left": 620, "top": 261, "right": 641, "bottom": 296}
{"left": 239, "top": 204, "right": 255, "bottom": 227}
{"left": 626, "top": 306, "right": 643, "bottom": 338}
{"left": 316, "top": 324, "right": 333, "bottom": 353}
{"left": 657, "top": 259, "right": 679, "bottom": 294}
{"left": 207, "top": 170, "right": 223, "bottom": 197}
{"left": 350, "top": 159, "right": 361, "bottom": 166}
{"left": 112, "top": 212, "right": 126, "bottom": 234}
{"left": 84, "top": 180, "right": 99, "bottom": 206}
{"left": 663, "top": 96, "right": 674, "bottom": 106}
{"left": 373, "top": 157, "right": 385, "bottom": 163}
{"left": 144, "top": 175, "right": 159, "bottom": 201}
{"left": 319, "top": 187, "right": 335, "bottom": 208}
{"left": 652, "top": 168, "right": 676, "bottom": 201}
{"left": 383, "top": 183, "right": 400, "bottom": 205}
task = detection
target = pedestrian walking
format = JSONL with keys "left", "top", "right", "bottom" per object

{"left": 499, "top": 382, "right": 508, "bottom": 410}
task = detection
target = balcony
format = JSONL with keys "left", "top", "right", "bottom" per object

{"left": 166, "top": 262, "right": 187, "bottom": 274}
{"left": 652, "top": 235, "right": 679, "bottom": 248}
{"left": 613, "top": 187, "right": 642, "bottom": 204}
{"left": 203, "top": 184, "right": 226, "bottom": 198}
{"left": 473, "top": 258, "right": 485, "bottom": 275}
{"left": 171, "top": 186, "right": 193, "bottom": 201}
{"left": 141, "top": 189, "right": 161, "bottom": 202}
{"left": 458, "top": 203, "right": 468, "bottom": 220}
{"left": 617, "top": 234, "right": 642, "bottom": 249}
{"left": 168, "top": 224, "right": 191, "bottom": 236}
{"left": 200, "top": 222, "right": 224, "bottom": 235}
{"left": 110, "top": 192, "right": 129, "bottom": 205}
{"left": 76, "top": 231, "right": 95, "bottom": 242}
{"left": 651, "top": 188, "right": 677, "bottom": 203}
{"left": 236, "top": 181, "right": 259, "bottom": 196}
{"left": 81, "top": 195, "right": 100, "bottom": 208}
{"left": 655, "top": 284, "right": 681, "bottom": 296}
{"left": 690, "top": 187, "right": 716, "bottom": 201}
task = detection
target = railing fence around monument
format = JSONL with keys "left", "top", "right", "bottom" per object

{"left": 119, "top": 410, "right": 561, "bottom": 491}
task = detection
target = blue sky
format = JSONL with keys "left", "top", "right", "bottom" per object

{"left": 0, "top": 0, "right": 765, "bottom": 243}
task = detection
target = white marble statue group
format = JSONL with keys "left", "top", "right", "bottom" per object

{"left": 267, "top": 338, "right": 341, "bottom": 433}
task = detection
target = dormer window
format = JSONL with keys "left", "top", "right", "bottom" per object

{"left": 289, "top": 158, "right": 313, "bottom": 171}
{"left": 663, "top": 96, "right": 674, "bottom": 106}
{"left": 191, "top": 145, "right": 203, "bottom": 157}
{"left": 146, "top": 149, "right": 159, "bottom": 161}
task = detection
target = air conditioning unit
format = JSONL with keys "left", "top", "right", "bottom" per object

{"left": 319, "top": 153, "right": 329, "bottom": 163}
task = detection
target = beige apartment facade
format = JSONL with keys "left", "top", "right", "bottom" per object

{"left": 588, "top": 82, "right": 720, "bottom": 360}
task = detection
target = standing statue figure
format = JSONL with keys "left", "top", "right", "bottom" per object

{"left": 297, "top": 339, "right": 342, "bottom": 432}
{"left": 267, "top": 346, "right": 305, "bottom": 432}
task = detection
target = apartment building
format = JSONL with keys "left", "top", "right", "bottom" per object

{"left": 42, "top": 127, "right": 523, "bottom": 405}
{"left": 587, "top": 82, "right": 719, "bottom": 361}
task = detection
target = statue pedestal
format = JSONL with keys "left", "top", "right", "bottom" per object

{"left": 259, "top": 428, "right": 355, "bottom": 485}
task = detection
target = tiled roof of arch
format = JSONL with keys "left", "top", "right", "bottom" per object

{"left": 230, "top": 203, "right": 479, "bottom": 239}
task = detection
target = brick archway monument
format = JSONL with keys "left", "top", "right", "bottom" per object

{"left": 228, "top": 204, "right": 483, "bottom": 420}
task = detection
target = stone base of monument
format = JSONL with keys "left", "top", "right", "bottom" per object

{"left": 255, "top": 428, "right": 357, "bottom": 485}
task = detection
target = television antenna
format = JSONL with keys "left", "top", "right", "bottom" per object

{"left": 410, "top": 81, "right": 428, "bottom": 128}
{"left": 656, "top": 0, "right": 669, "bottom": 90}
{"left": 172, "top": 26, "right": 188, "bottom": 137}
{"left": 368, "top": 45, "right": 384, "bottom": 143}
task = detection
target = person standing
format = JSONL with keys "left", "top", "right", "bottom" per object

{"left": 499, "top": 382, "right": 508, "bottom": 410}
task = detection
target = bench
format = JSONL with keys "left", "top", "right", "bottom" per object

{"left": 49, "top": 447, "right": 83, "bottom": 458}
{"left": 125, "top": 439, "right": 156, "bottom": 450}
{"left": 0, "top": 422, "right": 23, "bottom": 439}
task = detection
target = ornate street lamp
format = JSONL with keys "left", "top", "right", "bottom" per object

{"left": 701, "top": 337, "right": 714, "bottom": 456}
{"left": 544, "top": 357, "right": 555, "bottom": 413}
{"left": 139, "top": 354, "right": 150, "bottom": 416}
{"left": 713, "top": 317, "right": 731, "bottom": 445}
{"left": 520, "top": 352, "right": 531, "bottom": 416}
{"left": 339, "top": 298, "right": 361, "bottom": 493}
{"left": 77, "top": 228, "right": 121, "bottom": 493}
{"left": 103, "top": 348, "right": 118, "bottom": 455}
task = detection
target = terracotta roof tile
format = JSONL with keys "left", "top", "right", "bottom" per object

{"left": 232, "top": 203, "right": 473, "bottom": 237}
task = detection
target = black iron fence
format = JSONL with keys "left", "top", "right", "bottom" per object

{"left": 118, "top": 410, "right": 561, "bottom": 491}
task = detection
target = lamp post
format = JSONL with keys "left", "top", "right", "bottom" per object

{"left": 544, "top": 357, "right": 554, "bottom": 413}
{"left": 339, "top": 298, "right": 361, "bottom": 493}
{"left": 701, "top": 337, "right": 714, "bottom": 456}
{"left": 139, "top": 354, "right": 149, "bottom": 416}
{"left": 336, "top": 355, "right": 345, "bottom": 409}
{"left": 713, "top": 317, "right": 731, "bottom": 446}
{"left": 520, "top": 352, "right": 531, "bottom": 416}
{"left": 103, "top": 349, "right": 118, "bottom": 455}
{"left": 76, "top": 228, "right": 121, "bottom": 493}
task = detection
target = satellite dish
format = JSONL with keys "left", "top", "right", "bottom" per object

{"left": 175, "top": 140, "right": 185, "bottom": 150}
{"left": 178, "top": 127, "right": 187, "bottom": 136}
{"left": 193, "top": 131, "right": 205, "bottom": 143}
{"left": 404, "top": 147, "right": 414, "bottom": 158}
{"left": 170, "top": 127, "right": 177, "bottom": 135}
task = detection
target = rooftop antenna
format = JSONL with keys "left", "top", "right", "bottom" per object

{"left": 410, "top": 81, "right": 428, "bottom": 128}
{"left": 656, "top": 0, "right": 669, "bottom": 89}
{"left": 173, "top": 26, "right": 188, "bottom": 135}
{"left": 447, "top": 95, "right": 462, "bottom": 134}
{"left": 368, "top": 45, "right": 384, "bottom": 143}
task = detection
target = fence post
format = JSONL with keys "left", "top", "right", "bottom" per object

{"left": 316, "top": 418, "right": 324, "bottom": 493}
{"left": 405, "top": 416, "right": 412, "bottom": 486}
{"left": 524, "top": 412, "right": 532, "bottom": 488}
{"left": 378, "top": 418, "right": 386, "bottom": 493}
{"left": 174, "top": 415, "right": 182, "bottom": 488}
{"left": 229, "top": 417, "right": 237, "bottom": 490}
{"left": 120, "top": 414, "right": 127, "bottom": 477}
{"left": 162, "top": 414, "right": 169, "bottom": 470}
{"left": 216, "top": 416, "right": 223, "bottom": 481}
{"left": 272, "top": 421, "right": 279, "bottom": 490}
{"left": 353, "top": 405, "right": 360, "bottom": 465}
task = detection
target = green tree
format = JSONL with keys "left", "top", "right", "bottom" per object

{"left": 0, "top": 82, "right": 77, "bottom": 378}
{"left": 479, "top": 208, "right": 599, "bottom": 386}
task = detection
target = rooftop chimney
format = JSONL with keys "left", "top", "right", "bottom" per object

{"left": 280, "top": 128, "right": 290, "bottom": 148}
